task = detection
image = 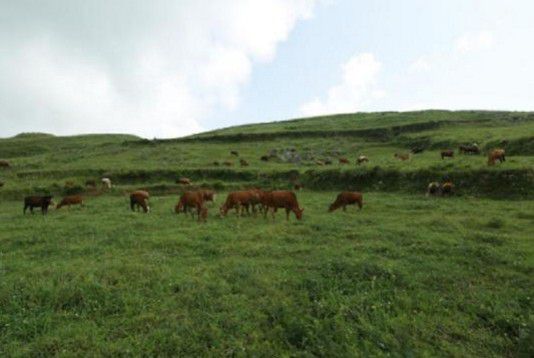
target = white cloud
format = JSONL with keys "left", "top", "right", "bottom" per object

{"left": 0, "top": 0, "right": 317, "bottom": 138}
{"left": 300, "top": 53, "right": 384, "bottom": 116}
{"left": 454, "top": 31, "right": 494, "bottom": 53}
{"left": 409, "top": 56, "right": 432, "bottom": 73}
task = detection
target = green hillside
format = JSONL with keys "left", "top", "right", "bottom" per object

{"left": 0, "top": 111, "right": 533, "bottom": 356}
{"left": 1, "top": 110, "right": 533, "bottom": 198}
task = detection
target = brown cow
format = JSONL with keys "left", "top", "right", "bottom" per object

{"left": 212, "top": 161, "right": 220, "bottom": 166}
{"left": 56, "top": 195, "right": 84, "bottom": 209}
{"left": 130, "top": 190, "right": 150, "bottom": 213}
{"left": 394, "top": 153, "right": 410, "bottom": 161}
{"left": 339, "top": 157, "right": 350, "bottom": 164}
{"left": 260, "top": 155, "right": 269, "bottom": 162}
{"left": 357, "top": 155, "right": 369, "bottom": 165}
{"left": 231, "top": 150, "right": 239, "bottom": 156}
{"left": 240, "top": 159, "right": 249, "bottom": 167}
{"left": 441, "top": 181, "right": 454, "bottom": 196}
{"left": 219, "top": 190, "right": 261, "bottom": 216}
{"left": 328, "top": 192, "right": 363, "bottom": 212}
{"left": 24, "top": 195, "right": 53, "bottom": 215}
{"left": 488, "top": 149, "right": 506, "bottom": 166}
{"left": 0, "top": 160, "right": 10, "bottom": 168}
{"left": 260, "top": 190, "right": 303, "bottom": 220}
{"left": 175, "top": 191, "right": 205, "bottom": 220}
{"left": 223, "top": 160, "right": 233, "bottom": 167}
{"left": 177, "top": 177, "right": 192, "bottom": 185}
{"left": 441, "top": 149, "right": 454, "bottom": 159}
{"left": 294, "top": 183, "right": 303, "bottom": 191}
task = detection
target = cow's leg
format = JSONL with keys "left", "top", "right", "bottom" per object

{"left": 23, "top": 204, "right": 28, "bottom": 214}
{"left": 30, "top": 206, "right": 34, "bottom": 214}
{"left": 286, "top": 208, "right": 290, "bottom": 221}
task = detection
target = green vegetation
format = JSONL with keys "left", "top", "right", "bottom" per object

{"left": 0, "top": 110, "right": 533, "bottom": 355}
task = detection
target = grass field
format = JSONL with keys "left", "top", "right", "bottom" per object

{"left": 1, "top": 192, "right": 533, "bottom": 356}
{"left": 1, "top": 110, "right": 533, "bottom": 355}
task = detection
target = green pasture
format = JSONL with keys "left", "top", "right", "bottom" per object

{"left": 0, "top": 192, "right": 533, "bottom": 356}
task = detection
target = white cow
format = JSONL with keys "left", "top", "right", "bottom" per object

{"left": 101, "top": 177, "right": 112, "bottom": 189}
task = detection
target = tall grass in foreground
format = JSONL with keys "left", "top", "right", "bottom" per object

{"left": 0, "top": 192, "right": 532, "bottom": 356}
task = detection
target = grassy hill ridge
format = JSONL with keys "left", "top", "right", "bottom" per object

{"left": 0, "top": 110, "right": 533, "bottom": 199}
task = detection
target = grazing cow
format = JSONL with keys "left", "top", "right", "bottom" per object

{"left": 177, "top": 177, "right": 192, "bottom": 185}
{"left": 223, "top": 160, "right": 233, "bottom": 167}
{"left": 411, "top": 147, "right": 424, "bottom": 154}
{"left": 219, "top": 190, "right": 261, "bottom": 216}
{"left": 328, "top": 192, "right": 363, "bottom": 212}
{"left": 56, "top": 195, "right": 84, "bottom": 209}
{"left": 459, "top": 144, "right": 480, "bottom": 155}
{"left": 441, "top": 149, "right": 454, "bottom": 159}
{"left": 426, "top": 182, "right": 441, "bottom": 196}
{"left": 357, "top": 155, "right": 369, "bottom": 165}
{"left": 85, "top": 180, "right": 96, "bottom": 188}
{"left": 101, "top": 177, "right": 112, "bottom": 189}
{"left": 213, "top": 161, "right": 220, "bottom": 166}
{"left": 260, "top": 155, "right": 269, "bottom": 162}
{"left": 339, "top": 157, "right": 350, "bottom": 164}
{"left": 23, "top": 196, "right": 53, "bottom": 215}
{"left": 175, "top": 191, "right": 205, "bottom": 220}
{"left": 0, "top": 160, "right": 10, "bottom": 168}
{"left": 260, "top": 190, "right": 303, "bottom": 220}
{"left": 488, "top": 149, "right": 506, "bottom": 166}
{"left": 231, "top": 150, "right": 239, "bottom": 156}
{"left": 441, "top": 181, "right": 454, "bottom": 196}
{"left": 394, "top": 153, "right": 410, "bottom": 161}
{"left": 130, "top": 190, "right": 150, "bottom": 213}
{"left": 240, "top": 159, "right": 249, "bottom": 167}
{"left": 294, "top": 183, "right": 303, "bottom": 191}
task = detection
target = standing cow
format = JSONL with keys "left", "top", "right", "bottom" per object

{"left": 130, "top": 190, "right": 150, "bottom": 213}
{"left": 488, "top": 149, "right": 506, "bottom": 166}
{"left": 260, "top": 190, "right": 303, "bottom": 220}
{"left": 175, "top": 191, "right": 205, "bottom": 220}
{"left": 101, "top": 177, "right": 112, "bottom": 189}
{"left": 24, "top": 196, "right": 53, "bottom": 215}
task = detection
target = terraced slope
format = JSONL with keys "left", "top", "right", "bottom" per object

{"left": 0, "top": 110, "right": 533, "bottom": 198}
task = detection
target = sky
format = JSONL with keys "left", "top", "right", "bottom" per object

{"left": 1, "top": 0, "right": 533, "bottom": 138}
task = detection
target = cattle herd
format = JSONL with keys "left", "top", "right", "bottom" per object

{"left": 4, "top": 144, "right": 510, "bottom": 220}
{"left": 20, "top": 187, "right": 364, "bottom": 222}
